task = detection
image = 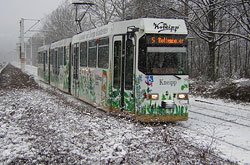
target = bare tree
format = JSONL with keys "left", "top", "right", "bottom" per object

{"left": 37, "top": 0, "right": 250, "bottom": 79}
{"left": 111, "top": 0, "right": 133, "bottom": 20}
{"left": 179, "top": 0, "right": 238, "bottom": 81}
{"left": 42, "top": 0, "right": 77, "bottom": 44}
{"left": 211, "top": 0, "right": 250, "bottom": 41}
{"left": 89, "top": 0, "right": 116, "bottom": 26}
{"left": 129, "top": 0, "right": 183, "bottom": 19}
{"left": 226, "top": 0, "right": 250, "bottom": 77}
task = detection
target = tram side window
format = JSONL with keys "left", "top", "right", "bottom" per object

{"left": 38, "top": 52, "right": 40, "bottom": 64}
{"left": 113, "top": 41, "right": 121, "bottom": 89}
{"left": 61, "top": 47, "right": 64, "bottom": 66}
{"left": 80, "top": 42, "right": 87, "bottom": 67}
{"left": 64, "top": 46, "right": 66, "bottom": 66}
{"left": 58, "top": 47, "right": 63, "bottom": 67}
{"left": 125, "top": 44, "right": 134, "bottom": 90}
{"left": 98, "top": 38, "right": 109, "bottom": 69}
{"left": 55, "top": 50, "right": 59, "bottom": 75}
{"left": 45, "top": 51, "right": 48, "bottom": 65}
{"left": 50, "top": 49, "right": 54, "bottom": 72}
{"left": 40, "top": 52, "right": 43, "bottom": 64}
{"left": 50, "top": 50, "right": 53, "bottom": 66}
{"left": 51, "top": 49, "right": 54, "bottom": 67}
{"left": 51, "top": 49, "right": 55, "bottom": 73}
{"left": 138, "top": 36, "right": 147, "bottom": 74}
{"left": 51, "top": 50, "right": 54, "bottom": 72}
{"left": 73, "top": 44, "right": 79, "bottom": 79}
{"left": 53, "top": 50, "right": 56, "bottom": 74}
{"left": 58, "top": 48, "right": 61, "bottom": 67}
{"left": 43, "top": 52, "right": 46, "bottom": 72}
{"left": 42, "top": 52, "right": 44, "bottom": 64}
{"left": 88, "top": 40, "right": 97, "bottom": 68}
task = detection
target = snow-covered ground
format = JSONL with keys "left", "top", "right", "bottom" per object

{"left": 22, "top": 63, "right": 250, "bottom": 164}
{"left": 182, "top": 97, "right": 250, "bottom": 164}
{"left": 1, "top": 63, "right": 230, "bottom": 164}
{"left": 1, "top": 62, "right": 249, "bottom": 164}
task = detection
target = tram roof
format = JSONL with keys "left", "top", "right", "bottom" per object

{"left": 72, "top": 18, "right": 187, "bottom": 43}
{"left": 50, "top": 38, "right": 72, "bottom": 49}
{"left": 38, "top": 45, "right": 50, "bottom": 52}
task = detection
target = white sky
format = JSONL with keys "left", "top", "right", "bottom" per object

{"left": 0, "top": 0, "right": 65, "bottom": 60}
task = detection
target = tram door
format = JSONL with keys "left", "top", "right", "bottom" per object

{"left": 113, "top": 35, "right": 135, "bottom": 110}
{"left": 73, "top": 43, "right": 80, "bottom": 97}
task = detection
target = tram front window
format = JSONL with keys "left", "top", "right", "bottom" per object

{"left": 139, "top": 47, "right": 188, "bottom": 75}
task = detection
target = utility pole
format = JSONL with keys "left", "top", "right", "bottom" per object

{"left": 19, "top": 18, "right": 40, "bottom": 70}
{"left": 20, "top": 18, "right": 25, "bottom": 71}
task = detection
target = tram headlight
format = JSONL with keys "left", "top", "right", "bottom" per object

{"left": 177, "top": 93, "right": 188, "bottom": 100}
{"left": 148, "top": 93, "right": 159, "bottom": 100}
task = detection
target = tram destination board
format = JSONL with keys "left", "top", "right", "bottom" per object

{"left": 146, "top": 34, "right": 187, "bottom": 47}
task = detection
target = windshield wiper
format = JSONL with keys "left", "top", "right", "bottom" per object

{"left": 173, "top": 75, "right": 181, "bottom": 80}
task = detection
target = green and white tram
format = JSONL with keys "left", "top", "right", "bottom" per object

{"left": 70, "top": 18, "right": 189, "bottom": 122}
{"left": 38, "top": 18, "right": 189, "bottom": 122}
{"left": 38, "top": 45, "right": 50, "bottom": 83}
{"left": 50, "top": 38, "right": 72, "bottom": 93}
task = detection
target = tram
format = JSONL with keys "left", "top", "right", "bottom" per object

{"left": 38, "top": 18, "right": 189, "bottom": 122}
{"left": 38, "top": 45, "right": 50, "bottom": 83}
{"left": 50, "top": 38, "right": 72, "bottom": 93}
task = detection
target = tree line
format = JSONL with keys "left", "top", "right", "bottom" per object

{"left": 30, "top": 0, "right": 250, "bottom": 81}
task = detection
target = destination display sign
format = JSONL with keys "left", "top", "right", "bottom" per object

{"left": 146, "top": 34, "right": 186, "bottom": 46}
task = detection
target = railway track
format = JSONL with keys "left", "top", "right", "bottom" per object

{"left": 178, "top": 122, "right": 250, "bottom": 152}
{"left": 189, "top": 109, "right": 250, "bottom": 128}
{"left": 190, "top": 99, "right": 250, "bottom": 128}
{"left": 194, "top": 99, "right": 250, "bottom": 112}
{"left": 180, "top": 99, "right": 250, "bottom": 156}
{"left": 192, "top": 104, "right": 250, "bottom": 121}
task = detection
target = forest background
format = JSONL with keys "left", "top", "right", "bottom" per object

{"left": 27, "top": 0, "right": 250, "bottom": 82}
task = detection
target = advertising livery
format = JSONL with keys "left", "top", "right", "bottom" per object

{"left": 38, "top": 18, "right": 189, "bottom": 122}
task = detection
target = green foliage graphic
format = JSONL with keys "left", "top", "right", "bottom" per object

{"left": 181, "top": 84, "right": 188, "bottom": 91}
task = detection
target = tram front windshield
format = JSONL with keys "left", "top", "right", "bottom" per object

{"left": 138, "top": 35, "right": 188, "bottom": 75}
